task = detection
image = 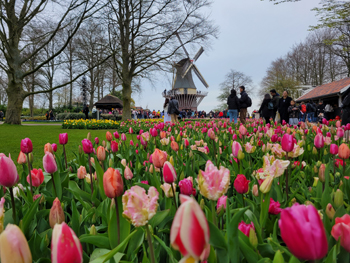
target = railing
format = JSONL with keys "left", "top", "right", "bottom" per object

{"left": 162, "top": 90, "right": 208, "bottom": 97}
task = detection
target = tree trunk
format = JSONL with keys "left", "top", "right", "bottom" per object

{"left": 122, "top": 80, "right": 132, "bottom": 120}
{"left": 5, "top": 83, "right": 25, "bottom": 124}
{"left": 49, "top": 90, "right": 53, "bottom": 110}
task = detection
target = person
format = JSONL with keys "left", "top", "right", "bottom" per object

{"left": 278, "top": 90, "right": 292, "bottom": 124}
{"left": 0, "top": 110, "right": 4, "bottom": 121}
{"left": 299, "top": 101, "right": 307, "bottom": 122}
{"left": 317, "top": 100, "right": 325, "bottom": 123}
{"left": 163, "top": 98, "right": 171, "bottom": 123}
{"left": 258, "top": 94, "right": 273, "bottom": 122}
{"left": 83, "top": 105, "right": 89, "bottom": 120}
{"left": 324, "top": 103, "right": 333, "bottom": 120}
{"left": 238, "top": 86, "right": 250, "bottom": 124}
{"left": 45, "top": 111, "right": 49, "bottom": 120}
{"left": 219, "top": 111, "right": 223, "bottom": 118}
{"left": 306, "top": 100, "right": 316, "bottom": 122}
{"left": 270, "top": 89, "right": 280, "bottom": 121}
{"left": 342, "top": 90, "right": 350, "bottom": 126}
{"left": 227, "top": 89, "right": 240, "bottom": 123}
{"left": 288, "top": 100, "right": 299, "bottom": 125}
{"left": 49, "top": 110, "right": 54, "bottom": 120}
{"left": 168, "top": 96, "right": 179, "bottom": 123}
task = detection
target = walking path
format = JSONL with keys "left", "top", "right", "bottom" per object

{"left": 0, "top": 121, "right": 61, "bottom": 126}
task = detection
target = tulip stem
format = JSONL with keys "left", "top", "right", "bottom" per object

{"left": 211, "top": 200, "right": 217, "bottom": 226}
{"left": 285, "top": 156, "right": 289, "bottom": 201}
{"left": 114, "top": 197, "right": 120, "bottom": 245}
{"left": 51, "top": 174, "right": 58, "bottom": 197}
{"left": 63, "top": 145, "right": 68, "bottom": 170}
{"left": 171, "top": 184, "right": 178, "bottom": 209}
{"left": 26, "top": 153, "right": 33, "bottom": 195}
{"left": 343, "top": 158, "right": 346, "bottom": 178}
{"left": 88, "top": 154, "right": 93, "bottom": 195}
{"left": 146, "top": 224, "right": 156, "bottom": 263}
{"left": 9, "top": 187, "right": 16, "bottom": 222}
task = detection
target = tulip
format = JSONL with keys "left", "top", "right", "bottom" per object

{"left": 0, "top": 224, "right": 32, "bottom": 263}
{"left": 252, "top": 184, "right": 259, "bottom": 196}
{"left": 184, "top": 138, "right": 189, "bottom": 148}
{"left": 268, "top": 198, "right": 282, "bottom": 215}
{"left": 281, "top": 134, "right": 294, "bottom": 152}
{"left": 49, "top": 198, "right": 65, "bottom": 228}
{"left": 334, "top": 189, "right": 344, "bottom": 208}
{"left": 234, "top": 174, "right": 250, "bottom": 194}
{"left": 106, "top": 131, "right": 113, "bottom": 142}
{"left": 170, "top": 195, "right": 210, "bottom": 262}
{"left": 122, "top": 186, "right": 159, "bottom": 227}
{"left": 171, "top": 141, "right": 179, "bottom": 152}
{"left": 318, "top": 164, "right": 326, "bottom": 183}
{"left": 129, "top": 127, "right": 133, "bottom": 134}
{"left": 124, "top": 166, "right": 133, "bottom": 180}
{"left": 207, "top": 128, "right": 215, "bottom": 140}
{"left": 110, "top": 141, "right": 118, "bottom": 153}
{"left": 239, "top": 125, "right": 247, "bottom": 136}
{"left": 279, "top": 204, "right": 328, "bottom": 260}
{"left": 141, "top": 180, "right": 149, "bottom": 185}
{"left": 77, "top": 166, "right": 87, "bottom": 179}
{"left": 103, "top": 168, "right": 124, "bottom": 198}
{"left": 95, "top": 137, "right": 99, "bottom": 144}
{"left": 26, "top": 168, "right": 44, "bottom": 187}
{"left": 43, "top": 143, "right": 53, "bottom": 154}
{"left": 113, "top": 131, "right": 120, "bottom": 139}
{"left": 259, "top": 176, "right": 274, "bottom": 194}
{"left": 0, "top": 156, "right": 19, "bottom": 187}
{"left": 152, "top": 148, "right": 167, "bottom": 168}
{"left": 51, "top": 222, "right": 83, "bottom": 263}
{"left": 51, "top": 143, "right": 57, "bottom": 152}
{"left": 161, "top": 183, "right": 176, "bottom": 197}
{"left": 238, "top": 221, "right": 255, "bottom": 237}
{"left": 331, "top": 214, "right": 350, "bottom": 252}
{"left": 43, "top": 152, "right": 57, "bottom": 174}
{"left": 326, "top": 203, "right": 335, "bottom": 220}
{"left": 330, "top": 144, "right": 338, "bottom": 155}
{"left": 150, "top": 128, "right": 158, "bottom": 137}
{"left": 81, "top": 139, "right": 93, "bottom": 154}
{"left": 217, "top": 195, "right": 227, "bottom": 214}
{"left": 96, "top": 146, "right": 106, "bottom": 161}
{"left": 21, "top": 138, "right": 33, "bottom": 154}
{"left": 121, "top": 133, "right": 127, "bottom": 141}
{"left": 339, "top": 143, "right": 350, "bottom": 159}
{"left": 163, "top": 161, "right": 177, "bottom": 184}
{"left": 337, "top": 127, "right": 344, "bottom": 138}
{"left": 59, "top": 133, "right": 68, "bottom": 145}
{"left": 179, "top": 178, "right": 193, "bottom": 196}
{"left": 231, "top": 141, "right": 242, "bottom": 157}
{"left": 314, "top": 133, "right": 324, "bottom": 149}
{"left": 197, "top": 160, "right": 230, "bottom": 200}
{"left": 17, "top": 151, "right": 27, "bottom": 165}
{"left": 271, "top": 134, "right": 278, "bottom": 142}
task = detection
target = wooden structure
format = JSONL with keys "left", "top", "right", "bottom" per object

{"left": 94, "top": 94, "right": 123, "bottom": 110}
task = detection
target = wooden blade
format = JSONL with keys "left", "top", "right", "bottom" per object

{"left": 181, "top": 60, "right": 193, "bottom": 78}
{"left": 192, "top": 64, "right": 209, "bottom": 88}
{"left": 193, "top": 47, "right": 204, "bottom": 61}
{"left": 175, "top": 32, "right": 190, "bottom": 58}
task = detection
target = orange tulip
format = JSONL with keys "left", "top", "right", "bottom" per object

{"left": 103, "top": 168, "right": 124, "bottom": 198}
{"left": 96, "top": 146, "right": 106, "bottom": 161}
{"left": 153, "top": 149, "right": 167, "bottom": 168}
{"left": 44, "top": 143, "right": 54, "bottom": 154}
{"left": 160, "top": 131, "right": 166, "bottom": 139}
{"left": 106, "top": 131, "right": 113, "bottom": 142}
{"left": 171, "top": 141, "right": 179, "bottom": 152}
{"left": 339, "top": 143, "right": 350, "bottom": 159}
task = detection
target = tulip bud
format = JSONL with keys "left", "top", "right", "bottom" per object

{"left": 273, "top": 250, "right": 284, "bottom": 263}
{"left": 313, "top": 177, "right": 319, "bottom": 187}
{"left": 28, "top": 152, "right": 34, "bottom": 164}
{"left": 291, "top": 198, "right": 297, "bottom": 205}
{"left": 260, "top": 176, "right": 273, "bottom": 194}
{"left": 313, "top": 165, "right": 318, "bottom": 173}
{"left": 78, "top": 145, "right": 82, "bottom": 155}
{"left": 124, "top": 166, "right": 133, "bottom": 180}
{"left": 90, "top": 225, "right": 97, "bottom": 235}
{"left": 43, "top": 152, "right": 57, "bottom": 174}
{"left": 96, "top": 146, "right": 106, "bottom": 161}
{"left": 149, "top": 164, "right": 154, "bottom": 173}
{"left": 200, "top": 199, "right": 205, "bottom": 210}
{"left": 163, "top": 161, "right": 177, "bottom": 184}
{"left": 87, "top": 132, "right": 91, "bottom": 141}
{"left": 17, "top": 151, "right": 27, "bottom": 165}
{"left": 20, "top": 138, "right": 33, "bottom": 154}
{"left": 109, "top": 158, "right": 113, "bottom": 167}
{"left": 312, "top": 147, "right": 318, "bottom": 155}
{"left": 318, "top": 164, "right": 326, "bottom": 183}
{"left": 252, "top": 185, "right": 259, "bottom": 197}
{"left": 334, "top": 189, "right": 344, "bottom": 208}
{"left": 339, "top": 143, "right": 350, "bottom": 159}
{"left": 49, "top": 198, "right": 65, "bottom": 228}
{"left": 103, "top": 168, "right": 124, "bottom": 198}
{"left": 237, "top": 150, "right": 245, "bottom": 160}
{"left": 325, "top": 203, "right": 335, "bottom": 220}
{"left": 249, "top": 228, "right": 258, "bottom": 249}
{"left": 169, "top": 156, "right": 175, "bottom": 166}
{"left": 0, "top": 156, "right": 19, "bottom": 188}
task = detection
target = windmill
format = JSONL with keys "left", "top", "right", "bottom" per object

{"left": 163, "top": 33, "right": 209, "bottom": 111}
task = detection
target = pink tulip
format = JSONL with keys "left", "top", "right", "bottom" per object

{"left": 51, "top": 222, "right": 83, "bottom": 263}
{"left": 27, "top": 168, "right": 44, "bottom": 187}
{"left": 330, "top": 144, "right": 339, "bottom": 155}
{"left": 94, "top": 137, "right": 99, "bottom": 144}
{"left": 268, "top": 198, "right": 282, "bottom": 214}
{"left": 184, "top": 139, "right": 189, "bottom": 148}
{"left": 271, "top": 134, "right": 278, "bottom": 143}
{"left": 21, "top": 138, "right": 33, "bottom": 154}
{"left": 163, "top": 161, "right": 177, "bottom": 184}
{"left": 314, "top": 133, "right": 324, "bottom": 149}
{"left": 77, "top": 166, "right": 87, "bottom": 179}
{"left": 281, "top": 134, "right": 294, "bottom": 152}
{"left": 170, "top": 195, "right": 210, "bottom": 261}
{"left": 122, "top": 186, "right": 159, "bottom": 227}
{"left": 238, "top": 221, "right": 254, "bottom": 237}
{"left": 279, "top": 204, "right": 328, "bottom": 260}
{"left": 217, "top": 195, "right": 227, "bottom": 214}
{"left": 51, "top": 143, "right": 58, "bottom": 152}
{"left": 207, "top": 128, "right": 215, "bottom": 140}
{"left": 150, "top": 128, "right": 158, "bottom": 137}
{"left": 81, "top": 139, "right": 93, "bottom": 154}
{"left": 43, "top": 152, "right": 57, "bottom": 174}
{"left": 111, "top": 141, "right": 118, "bottom": 152}
{"left": 326, "top": 132, "right": 331, "bottom": 137}
{"left": 0, "top": 156, "right": 19, "bottom": 187}
{"left": 130, "top": 140, "right": 134, "bottom": 146}
{"left": 121, "top": 133, "right": 127, "bottom": 141}
{"left": 179, "top": 178, "right": 193, "bottom": 196}
{"left": 114, "top": 131, "right": 120, "bottom": 139}
{"left": 59, "top": 133, "right": 68, "bottom": 145}
{"left": 337, "top": 127, "right": 344, "bottom": 138}
{"left": 141, "top": 181, "right": 149, "bottom": 185}
{"left": 331, "top": 214, "right": 350, "bottom": 252}
{"left": 336, "top": 120, "right": 341, "bottom": 128}
{"left": 129, "top": 127, "right": 133, "bottom": 134}
{"left": 239, "top": 125, "right": 247, "bottom": 136}
{"left": 231, "top": 141, "right": 242, "bottom": 157}
{"left": 124, "top": 166, "right": 133, "bottom": 180}
{"left": 17, "top": 151, "right": 27, "bottom": 165}
{"left": 232, "top": 134, "right": 237, "bottom": 140}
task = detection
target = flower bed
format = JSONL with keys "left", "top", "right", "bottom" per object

{"left": 1, "top": 119, "right": 350, "bottom": 262}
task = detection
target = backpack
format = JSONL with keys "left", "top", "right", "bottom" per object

{"left": 268, "top": 101, "right": 274, "bottom": 110}
{"left": 301, "top": 104, "right": 307, "bottom": 113}
{"left": 247, "top": 96, "right": 252, "bottom": 107}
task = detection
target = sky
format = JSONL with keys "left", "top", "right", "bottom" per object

{"left": 135, "top": 0, "right": 321, "bottom": 113}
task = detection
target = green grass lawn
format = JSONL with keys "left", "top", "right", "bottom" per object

{"left": 0, "top": 124, "right": 131, "bottom": 171}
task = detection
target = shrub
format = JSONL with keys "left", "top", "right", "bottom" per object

{"left": 100, "top": 114, "right": 116, "bottom": 121}
{"left": 66, "top": 113, "right": 85, "bottom": 120}
{"left": 56, "top": 113, "right": 68, "bottom": 120}
{"left": 21, "top": 116, "right": 47, "bottom": 121}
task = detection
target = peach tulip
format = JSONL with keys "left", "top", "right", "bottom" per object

{"left": 44, "top": 143, "right": 54, "bottom": 154}
{"left": 339, "top": 143, "right": 350, "bottom": 159}
{"left": 152, "top": 148, "right": 167, "bottom": 168}
{"left": 331, "top": 214, "right": 350, "bottom": 252}
{"left": 49, "top": 198, "right": 65, "bottom": 228}
{"left": 96, "top": 146, "right": 106, "bottom": 161}
{"left": 103, "top": 168, "right": 124, "bottom": 198}
{"left": 77, "top": 166, "right": 87, "bottom": 179}
{"left": 17, "top": 151, "right": 27, "bottom": 165}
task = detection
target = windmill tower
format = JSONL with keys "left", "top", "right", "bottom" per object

{"left": 163, "top": 33, "right": 208, "bottom": 111}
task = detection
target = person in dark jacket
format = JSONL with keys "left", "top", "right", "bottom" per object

{"left": 288, "top": 100, "right": 299, "bottom": 125}
{"left": 306, "top": 100, "right": 316, "bottom": 122}
{"left": 278, "top": 90, "right": 292, "bottom": 124}
{"left": 317, "top": 100, "right": 325, "bottom": 123}
{"left": 238, "top": 86, "right": 249, "bottom": 124}
{"left": 258, "top": 94, "right": 273, "bottom": 122}
{"left": 342, "top": 90, "right": 350, "bottom": 126}
{"left": 227, "top": 89, "right": 240, "bottom": 123}
{"left": 83, "top": 105, "right": 89, "bottom": 120}
{"left": 167, "top": 96, "right": 179, "bottom": 123}
{"left": 270, "top": 89, "right": 280, "bottom": 121}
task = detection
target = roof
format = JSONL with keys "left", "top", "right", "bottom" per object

{"left": 297, "top": 77, "right": 350, "bottom": 102}
{"left": 94, "top": 94, "right": 123, "bottom": 108}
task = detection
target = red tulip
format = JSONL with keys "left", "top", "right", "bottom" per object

{"left": 335, "top": 159, "right": 344, "bottom": 168}
{"left": 179, "top": 178, "right": 193, "bottom": 196}
{"left": 330, "top": 144, "right": 338, "bottom": 155}
{"left": 234, "top": 174, "right": 250, "bottom": 194}
{"left": 51, "top": 222, "right": 83, "bottom": 263}
{"left": 339, "top": 143, "right": 350, "bottom": 159}
{"left": 103, "top": 168, "right": 124, "bottom": 198}
{"left": 51, "top": 143, "right": 57, "bottom": 152}
{"left": 163, "top": 161, "right": 177, "bottom": 184}
{"left": 27, "top": 168, "right": 44, "bottom": 187}
{"left": 43, "top": 152, "right": 57, "bottom": 174}
{"left": 21, "top": 138, "right": 33, "bottom": 154}
{"left": 271, "top": 134, "right": 278, "bottom": 143}
{"left": 331, "top": 214, "right": 350, "bottom": 252}
{"left": 49, "top": 198, "right": 65, "bottom": 228}
{"left": 170, "top": 195, "right": 210, "bottom": 261}
{"left": 238, "top": 221, "right": 254, "bottom": 237}
{"left": 281, "top": 134, "right": 294, "bottom": 152}
{"left": 184, "top": 139, "right": 189, "bottom": 148}
{"left": 279, "top": 204, "right": 328, "bottom": 260}
{"left": 268, "top": 198, "right": 282, "bottom": 215}
{"left": 59, "top": 133, "right": 68, "bottom": 145}
{"left": 81, "top": 139, "right": 93, "bottom": 154}
{"left": 111, "top": 141, "right": 119, "bottom": 152}
{"left": 0, "top": 156, "right": 19, "bottom": 187}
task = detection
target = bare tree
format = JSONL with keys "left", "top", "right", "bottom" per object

{"left": 106, "top": 0, "right": 218, "bottom": 120}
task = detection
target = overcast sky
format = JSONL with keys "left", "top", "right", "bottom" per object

{"left": 135, "top": 0, "right": 321, "bottom": 113}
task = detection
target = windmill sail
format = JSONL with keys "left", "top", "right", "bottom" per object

{"left": 192, "top": 64, "right": 209, "bottom": 88}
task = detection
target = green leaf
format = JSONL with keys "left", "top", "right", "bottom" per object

{"left": 22, "top": 197, "right": 41, "bottom": 237}
{"left": 71, "top": 201, "right": 80, "bottom": 236}
{"left": 153, "top": 235, "right": 178, "bottom": 263}
{"left": 324, "top": 244, "right": 339, "bottom": 263}
{"left": 126, "top": 228, "right": 144, "bottom": 256}
{"left": 288, "top": 256, "right": 301, "bottom": 263}
{"left": 89, "top": 249, "right": 124, "bottom": 263}
{"left": 245, "top": 210, "right": 263, "bottom": 244}
{"left": 94, "top": 157, "right": 107, "bottom": 199}
{"left": 228, "top": 207, "right": 248, "bottom": 263}
{"left": 52, "top": 171, "right": 62, "bottom": 199}
{"left": 68, "top": 181, "right": 100, "bottom": 206}
{"left": 80, "top": 234, "right": 111, "bottom": 249}
{"left": 238, "top": 231, "right": 259, "bottom": 263}
{"left": 149, "top": 210, "right": 170, "bottom": 228}
{"left": 272, "top": 250, "right": 285, "bottom": 263}
{"left": 208, "top": 221, "right": 228, "bottom": 251}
